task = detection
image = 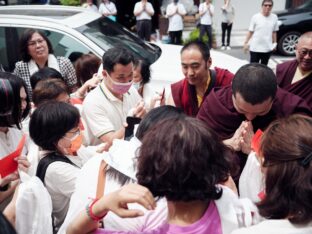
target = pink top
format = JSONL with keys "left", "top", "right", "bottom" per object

{"left": 94, "top": 201, "right": 222, "bottom": 234}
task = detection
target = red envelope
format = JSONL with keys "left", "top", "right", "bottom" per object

{"left": 0, "top": 134, "right": 26, "bottom": 178}
{"left": 251, "top": 129, "right": 263, "bottom": 155}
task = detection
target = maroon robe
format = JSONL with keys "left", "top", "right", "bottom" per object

{"left": 171, "top": 67, "right": 234, "bottom": 116}
{"left": 197, "top": 86, "right": 312, "bottom": 140}
{"left": 276, "top": 59, "right": 312, "bottom": 109}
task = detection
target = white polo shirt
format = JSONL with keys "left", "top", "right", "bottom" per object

{"left": 81, "top": 82, "right": 142, "bottom": 146}
{"left": 166, "top": 2, "right": 186, "bottom": 32}
{"left": 99, "top": 2, "right": 117, "bottom": 15}
{"left": 199, "top": 2, "right": 214, "bottom": 25}
{"left": 134, "top": 1, "right": 154, "bottom": 20}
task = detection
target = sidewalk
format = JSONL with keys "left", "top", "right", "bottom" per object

{"left": 182, "top": 27, "right": 247, "bottom": 48}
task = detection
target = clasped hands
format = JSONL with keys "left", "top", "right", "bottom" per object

{"left": 224, "top": 120, "right": 254, "bottom": 154}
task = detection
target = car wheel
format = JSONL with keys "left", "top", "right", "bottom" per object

{"left": 277, "top": 31, "right": 301, "bottom": 56}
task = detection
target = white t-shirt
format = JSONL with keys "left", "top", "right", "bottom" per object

{"left": 199, "top": 2, "right": 214, "bottom": 25}
{"left": 99, "top": 2, "right": 117, "bottom": 15}
{"left": 81, "top": 82, "right": 142, "bottom": 146}
{"left": 44, "top": 158, "right": 80, "bottom": 231}
{"left": 231, "top": 219, "right": 312, "bottom": 234}
{"left": 248, "top": 13, "right": 279, "bottom": 53}
{"left": 166, "top": 2, "right": 186, "bottom": 32}
{"left": 134, "top": 1, "right": 154, "bottom": 20}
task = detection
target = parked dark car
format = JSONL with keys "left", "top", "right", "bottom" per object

{"left": 275, "top": 0, "right": 312, "bottom": 56}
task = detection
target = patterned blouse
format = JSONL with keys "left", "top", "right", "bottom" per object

{"left": 14, "top": 56, "right": 77, "bottom": 99}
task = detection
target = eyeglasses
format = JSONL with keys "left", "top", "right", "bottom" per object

{"left": 64, "top": 129, "right": 81, "bottom": 141}
{"left": 263, "top": 4, "right": 272, "bottom": 7}
{"left": 298, "top": 49, "right": 312, "bottom": 58}
{"left": 27, "top": 39, "right": 46, "bottom": 47}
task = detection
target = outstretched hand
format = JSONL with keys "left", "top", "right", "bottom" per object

{"left": 94, "top": 184, "right": 156, "bottom": 218}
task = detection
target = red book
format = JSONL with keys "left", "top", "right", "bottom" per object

{"left": 251, "top": 129, "right": 263, "bottom": 155}
{"left": 0, "top": 135, "right": 26, "bottom": 178}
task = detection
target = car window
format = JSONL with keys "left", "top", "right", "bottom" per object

{"left": 15, "top": 27, "right": 92, "bottom": 62}
{"left": 77, "top": 17, "right": 161, "bottom": 64}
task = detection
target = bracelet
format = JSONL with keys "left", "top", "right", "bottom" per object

{"left": 86, "top": 198, "right": 107, "bottom": 222}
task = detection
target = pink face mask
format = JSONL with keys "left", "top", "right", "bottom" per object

{"left": 106, "top": 72, "right": 133, "bottom": 94}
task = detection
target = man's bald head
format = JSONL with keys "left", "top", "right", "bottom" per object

{"left": 295, "top": 31, "right": 312, "bottom": 73}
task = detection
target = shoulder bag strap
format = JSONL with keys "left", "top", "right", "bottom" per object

{"left": 96, "top": 160, "right": 108, "bottom": 199}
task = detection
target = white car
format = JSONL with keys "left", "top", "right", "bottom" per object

{"left": 0, "top": 5, "right": 247, "bottom": 92}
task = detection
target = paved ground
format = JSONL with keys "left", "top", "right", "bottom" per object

{"left": 179, "top": 28, "right": 295, "bottom": 70}
{"left": 215, "top": 46, "right": 295, "bottom": 70}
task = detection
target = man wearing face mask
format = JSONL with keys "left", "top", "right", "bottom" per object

{"left": 166, "top": 0, "right": 186, "bottom": 45}
{"left": 82, "top": 47, "right": 146, "bottom": 147}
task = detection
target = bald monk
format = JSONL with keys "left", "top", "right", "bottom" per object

{"left": 167, "top": 40, "right": 234, "bottom": 116}
{"left": 276, "top": 31, "right": 312, "bottom": 109}
{"left": 197, "top": 63, "right": 312, "bottom": 156}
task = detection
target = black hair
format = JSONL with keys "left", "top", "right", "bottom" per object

{"left": 0, "top": 72, "right": 30, "bottom": 129}
{"left": 29, "top": 101, "right": 80, "bottom": 151}
{"left": 102, "top": 47, "right": 134, "bottom": 74}
{"left": 262, "top": 0, "right": 273, "bottom": 6}
{"left": 133, "top": 59, "right": 151, "bottom": 85}
{"left": 181, "top": 40, "right": 210, "bottom": 62}
{"left": 135, "top": 105, "right": 184, "bottom": 140}
{"left": 232, "top": 63, "right": 277, "bottom": 105}
{"left": 19, "top": 29, "right": 54, "bottom": 62}
{"left": 0, "top": 78, "right": 14, "bottom": 117}
{"left": 106, "top": 166, "right": 135, "bottom": 186}
{"left": 30, "top": 67, "right": 64, "bottom": 90}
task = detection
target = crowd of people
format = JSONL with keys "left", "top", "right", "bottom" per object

{"left": 81, "top": 0, "right": 279, "bottom": 65}
{"left": 0, "top": 0, "right": 312, "bottom": 233}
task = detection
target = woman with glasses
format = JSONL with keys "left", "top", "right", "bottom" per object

{"left": 29, "top": 101, "right": 83, "bottom": 232}
{"left": 14, "top": 29, "right": 78, "bottom": 100}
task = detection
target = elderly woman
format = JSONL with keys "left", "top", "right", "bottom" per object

{"left": 233, "top": 114, "right": 312, "bottom": 234}
{"left": 14, "top": 29, "right": 78, "bottom": 99}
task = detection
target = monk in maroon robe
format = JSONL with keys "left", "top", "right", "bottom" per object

{"left": 197, "top": 63, "right": 312, "bottom": 177}
{"left": 168, "top": 40, "right": 234, "bottom": 116}
{"left": 276, "top": 32, "right": 312, "bottom": 109}
{"left": 197, "top": 63, "right": 312, "bottom": 155}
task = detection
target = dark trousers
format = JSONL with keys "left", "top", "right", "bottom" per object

{"left": 250, "top": 51, "right": 272, "bottom": 65}
{"left": 136, "top": 20, "right": 152, "bottom": 41}
{"left": 199, "top": 24, "right": 212, "bottom": 49}
{"left": 169, "top": 31, "right": 183, "bottom": 45}
{"left": 221, "top": 22, "right": 232, "bottom": 46}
